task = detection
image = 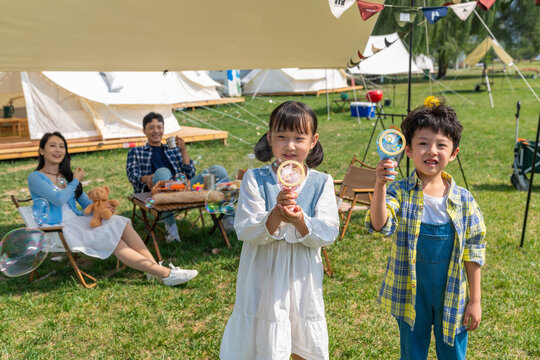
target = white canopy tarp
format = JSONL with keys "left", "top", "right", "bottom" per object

{"left": 0, "top": 0, "right": 382, "bottom": 71}
{"left": 242, "top": 69, "right": 348, "bottom": 94}
{"left": 348, "top": 33, "right": 420, "bottom": 75}
{"left": 0, "top": 71, "right": 223, "bottom": 140}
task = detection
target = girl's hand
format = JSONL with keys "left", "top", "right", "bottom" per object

{"left": 463, "top": 301, "right": 481, "bottom": 331}
{"left": 375, "top": 159, "right": 397, "bottom": 186}
{"left": 105, "top": 203, "right": 116, "bottom": 214}
{"left": 276, "top": 189, "right": 298, "bottom": 207}
{"left": 74, "top": 167, "right": 85, "bottom": 182}
{"left": 275, "top": 204, "right": 304, "bottom": 225}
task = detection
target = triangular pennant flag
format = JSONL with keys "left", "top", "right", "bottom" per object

{"left": 477, "top": 0, "right": 496, "bottom": 10}
{"left": 384, "top": 37, "right": 397, "bottom": 47}
{"left": 449, "top": 1, "right": 476, "bottom": 20}
{"left": 393, "top": 10, "right": 417, "bottom": 27}
{"left": 348, "top": 58, "right": 361, "bottom": 68}
{"left": 356, "top": 0, "right": 385, "bottom": 21}
{"left": 357, "top": 50, "right": 368, "bottom": 59}
{"left": 372, "top": 44, "right": 383, "bottom": 54}
{"left": 328, "top": 0, "right": 357, "bottom": 18}
{"left": 422, "top": 6, "right": 449, "bottom": 24}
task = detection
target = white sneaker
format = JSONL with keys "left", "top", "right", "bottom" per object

{"left": 161, "top": 264, "right": 198, "bottom": 286}
{"left": 165, "top": 222, "right": 181, "bottom": 243}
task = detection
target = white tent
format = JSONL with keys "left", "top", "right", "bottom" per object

{"left": 242, "top": 69, "right": 348, "bottom": 95}
{"left": 415, "top": 54, "right": 435, "bottom": 73}
{"left": 0, "top": 71, "right": 222, "bottom": 141}
{"left": 348, "top": 33, "right": 420, "bottom": 75}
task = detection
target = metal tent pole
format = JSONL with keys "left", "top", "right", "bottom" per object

{"left": 406, "top": 0, "right": 415, "bottom": 177}
{"left": 520, "top": 112, "right": 540, "bottom": 248}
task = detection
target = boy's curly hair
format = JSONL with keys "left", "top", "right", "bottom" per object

{"left": 400, "top": 103, "right": 463, "bottom": 152}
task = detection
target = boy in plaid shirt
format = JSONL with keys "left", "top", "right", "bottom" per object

{"left": 365, "top": 104, "right": 486, "bottom": 359}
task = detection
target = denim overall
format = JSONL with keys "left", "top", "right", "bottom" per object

{"left": 253, "top": 167, "right": 326, "bottom": 217}
{"left": 398, "top": 222, "right": 468, "bottom": 360}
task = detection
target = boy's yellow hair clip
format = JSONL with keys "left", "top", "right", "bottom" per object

{"left": 424, "top": 96, "right": 440, "bottom": 108}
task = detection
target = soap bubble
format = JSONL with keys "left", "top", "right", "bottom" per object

{"left": 57, "top": 177, "right": 67, "bottom": 188}
{"left": 0, "top": 228, "right": 48, "bottom": 277}
{"left": 145, "top": 198, "right": 155, "bottom": 208}
{"left": 171, "top": 173, "right": 187, "bottom": 184}
{"left": 32, "top": 198, "right": 50, "bottom": 226}
{"left": 205, "top": 190, "right": 238, "bottom": 216}
{"left": 192, "top": 155, "right": 203, "bottom": 165}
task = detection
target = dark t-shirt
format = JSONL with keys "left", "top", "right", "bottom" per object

{"left": 150, "top": 145, "right": 175, "bottom": 174}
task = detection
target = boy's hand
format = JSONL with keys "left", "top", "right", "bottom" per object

{"left": 375, "top": 159, "right": 398, "bottom": 186}
{"left": 463, "top": 300, "right": 481, "bottom": 331}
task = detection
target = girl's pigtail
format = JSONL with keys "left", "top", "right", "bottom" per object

{"left": 254, "top": 134, "right": 273, "bottom": 163}
{"left": 306, "top": 141, "right": 324, "bottom": 168}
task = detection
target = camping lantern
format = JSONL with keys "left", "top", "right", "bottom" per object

{"left": 366, "top": 90, "right": 383, "bottom": 103}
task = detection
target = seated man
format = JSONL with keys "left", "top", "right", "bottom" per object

{"left": 126, "top": 112, "right": 229, "bottom": 242}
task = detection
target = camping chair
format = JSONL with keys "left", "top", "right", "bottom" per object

{"left": 11, "top": 196, "right": 98, "bottom": 288}
{"left": 334, "top": 156, "right": 376, "bottom": 241}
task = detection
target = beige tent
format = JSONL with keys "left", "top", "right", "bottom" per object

{"left": 464, "top": 37, "right": 514, "bottom": 66}
{"left": 0, "top": 0, "right": 382, "bottom": 71}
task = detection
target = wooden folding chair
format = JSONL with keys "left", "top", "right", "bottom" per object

{"left": 334, "top": 156, "right": 376, "bottom": 241}
{"left": 11, "top": 196, "right": 98, "bottom": 288}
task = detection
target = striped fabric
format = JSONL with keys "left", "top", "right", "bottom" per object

{"left": 365, "top": 171, "right": 486, "bottom": 346}
{"left": 126, "top": 143, "right": 196, "bottom": 193}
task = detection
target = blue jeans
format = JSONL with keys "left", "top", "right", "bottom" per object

{"left": 153, "top": 166, "right": 230, "bottom": 225}
{"left": 397, "top": 222, "right": 468, "bottom": 360}
{"left": 190, "top": 165, "right": 230, "bottom": 188}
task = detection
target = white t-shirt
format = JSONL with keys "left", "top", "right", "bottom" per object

{"left": 421, "top": 192, "right": 450, "bottom": 224}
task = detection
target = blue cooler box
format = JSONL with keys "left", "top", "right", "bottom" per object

{"left": 351, "top": 102, "right": 375, "bottom": 118}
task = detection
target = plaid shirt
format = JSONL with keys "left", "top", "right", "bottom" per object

{"left": 365, "top": 171, "right": 486, "bottom": 346}
{"left": 126, "top": 143, "right": 196, "bottom": 193}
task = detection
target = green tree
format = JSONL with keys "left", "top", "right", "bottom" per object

{"left": 370, "top": 0, "right": 533, "bottom": 78}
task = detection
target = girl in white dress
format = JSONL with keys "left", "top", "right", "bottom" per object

{"left": 27, "top": 132, "right": 197, "bottom": 286}
{"left": 220, "top": 102, "right": 339, "bottom": 360}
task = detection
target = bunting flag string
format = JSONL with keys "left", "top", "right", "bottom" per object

{"left": 339, "top": 0, "right": 499, "bottom": 71}
{"left": 330, "top": 0, "right": 498, "bottom": 23}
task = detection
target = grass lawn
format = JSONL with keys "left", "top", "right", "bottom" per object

{"left": 0, "top": 65, "right": 539, "bottom": 359}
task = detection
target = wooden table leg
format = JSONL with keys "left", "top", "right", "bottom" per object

{"left": 139, "top": 207, "right": 162, "bottom": 262}
{"left": 209, "top": 213, "right": 231, "bottom": 248}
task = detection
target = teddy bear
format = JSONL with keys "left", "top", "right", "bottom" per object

{"left": 84, "top": 186, "right": 120, "bottom": 228}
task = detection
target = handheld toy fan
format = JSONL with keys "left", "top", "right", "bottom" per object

{"left": 376, "top": 129, "right": 406, "bottom": 180}
{"left": 276, "top": 160, "right": 306, "bottom": 210}
{"left": 277, "top": 160, "right": 305, "bottom": 190}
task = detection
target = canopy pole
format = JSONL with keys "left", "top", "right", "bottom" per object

{"left": 520, "top": 112, "right": 540, "bottom": 247}
{"left": 423, "top": 0, "right": 432, "bottom": 95}
{"left": 325, "top": 68, "right": 331, "bottom": 120}
{"left": 484, "top": 69, "right": 494, "bottom": 108}
{"left": 406, "top": 0, "right": 415, "bottom": 177}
